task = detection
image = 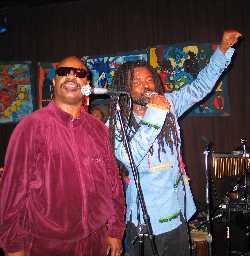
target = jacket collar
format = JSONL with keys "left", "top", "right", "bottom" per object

{"left": 48, "top": 101, "right": 86, "bottom": 127}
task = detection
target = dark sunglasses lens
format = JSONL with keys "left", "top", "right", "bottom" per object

{"left": 76, "top": 69, "right": 88, "bottom": 78}
{"left": 56, "top": 67, "right": 88, "bottom": 78}
{"left": 56, "top": 67, "right": 70, "bottom": 76}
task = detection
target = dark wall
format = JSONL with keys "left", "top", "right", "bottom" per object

{"left": 0, "top": 0, "right": 250, "bottom": 204}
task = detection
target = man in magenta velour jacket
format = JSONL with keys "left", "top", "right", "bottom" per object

{"left": 0, "top": 56, "right": 125, "bottom": 256}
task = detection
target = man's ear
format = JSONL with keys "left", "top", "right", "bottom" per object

{"left": 50, "top": 78, "right": 55, "bottom": 100}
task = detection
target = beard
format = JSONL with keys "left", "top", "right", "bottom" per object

{"left": 132, "top": 96, "right": 149, "bottom": 106}
{"left": 132, "top": 90, "right": 156, "bottom": 106}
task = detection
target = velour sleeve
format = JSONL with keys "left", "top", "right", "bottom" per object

{"left": 0, "top": 119, "right": 35, "bottom": 253}
{"left": 104, "top": 131, "right": 126, "bottom": 240}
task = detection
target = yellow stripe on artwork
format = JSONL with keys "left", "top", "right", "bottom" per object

{"left": 149, "top": 48, "right": 158, "bottom": 69}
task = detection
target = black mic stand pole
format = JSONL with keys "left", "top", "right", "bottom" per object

{"left": 203, "top": 143, "right": 213, "bottom": 256}
{"left": 115, "top": 97, "right": 159, "bottom": 256}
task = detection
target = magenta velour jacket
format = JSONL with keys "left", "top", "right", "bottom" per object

{"left": 0, "top": 101, "right": 125, "bottom": 253}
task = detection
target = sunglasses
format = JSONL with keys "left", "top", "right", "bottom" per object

{"left": 56, "top": 67, "right": 89, "bottom": 78}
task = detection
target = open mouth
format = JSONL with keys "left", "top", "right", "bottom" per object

{"left": 61, "top": 81, "right": 81, "bottom": 91}
{"left": 144, "top": 90, "right": 157, "bottom": 97}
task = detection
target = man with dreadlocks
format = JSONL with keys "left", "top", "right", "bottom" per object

{"left": 108, "top": 30, "right": 241, "bottom": 256}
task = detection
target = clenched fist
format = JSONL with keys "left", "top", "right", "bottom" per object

{"left": 219, "top": 29, "right": 242, "bottom": 54}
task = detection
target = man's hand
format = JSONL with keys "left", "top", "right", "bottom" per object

{"left": 106, "top": 236, "right": 123, "bottom": 256}
{"left": 7, "top": 250, "right": 26, "bottom": 256}
{"left": 219, "top": 29, "right": 242, "bottom": 54}
{"left": 148, "top": 93, "right": 171, "bottom": 110}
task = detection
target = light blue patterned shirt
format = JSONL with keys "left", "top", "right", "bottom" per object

{"left": 115, "top": 47, "right": 234, "bottom": 235}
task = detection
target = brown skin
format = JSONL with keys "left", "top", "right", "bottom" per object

{"left": 53, "top": 56, "right": 89, "bottom": 118}
{"left": 219, "top": 29, "right": 242, "bottom": 54}
{"left": 91, "top": 107, "right": 105, "bottom": 122}
{"left": 8, "top": 252, "right": 26, "bottom": 256}
{"left": 131, "top": 67, "right": 171, "bottom": 117}
{"left": 106, "top": 236, "right": 123, "bottom": 256}
{"left": 7, "top": 56, "right": 123, "bottom": 256}
{"left": 131, "top": 29, "right": 242, "bottom": 118}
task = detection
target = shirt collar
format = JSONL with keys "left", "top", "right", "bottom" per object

{"left": 48, "top": 101, "right": 86, "bottom": 127}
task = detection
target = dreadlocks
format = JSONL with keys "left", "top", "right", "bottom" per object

{"left": 109, "top": 60, "right": 180, "bottom": 161}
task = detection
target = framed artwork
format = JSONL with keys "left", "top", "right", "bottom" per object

{"left": 149, "top": 43, "right": 230, "bottom": 116}
{"left": 0, "top": 62, "right": 35, "bottom": 123}
{"left": 81, "top": 50, "right": 148, "bottom": 89}
{"left": 82, "top": 50, "right": 148, "bottom": 108}
{"left": 37, "top": 46, "right": 230, "bottom": 117}
{"left": 38, "top": 62, "right": 57, "bottom": 108}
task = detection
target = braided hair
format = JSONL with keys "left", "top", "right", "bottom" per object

{"left": 109, "top": 61, "right": 180, "bottom": 161}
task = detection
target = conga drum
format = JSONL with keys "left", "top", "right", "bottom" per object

{"left": 191, "top": 231, "right": 208, "bottom": 256}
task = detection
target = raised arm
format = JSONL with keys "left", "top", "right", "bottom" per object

{"left": 219, "top": 29, "right": 242, "bottom": 54}
{"left": 167, "top": 29, "right": 242, "bottom": 117}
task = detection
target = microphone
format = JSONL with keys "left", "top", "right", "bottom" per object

{"left": 81, "top": 85, "right": 129, "bottom": 96}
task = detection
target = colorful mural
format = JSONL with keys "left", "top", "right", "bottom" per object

{"left": 37, "top": 46, "right": 230, "bottom": 116}
{"left": 150, "top": 43, "right": 230, "bottom": 116}
{"left": 0, "top": 63, "right": 34, "bottom": 123}
{"left": 81, "top": 51, "right": 148, "bottom": 88}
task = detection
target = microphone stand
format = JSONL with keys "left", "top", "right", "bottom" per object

{"left": 114, "top": 96, "right": 159, "bottom": 256}
{"left": 203, "top": 142, "right": 213, "bottom": 256}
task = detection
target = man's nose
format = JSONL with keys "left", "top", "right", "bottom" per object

{"left": 67, "top": 70, "right": 76, "bottom": 77}
{"left": 144, "top": 81, "right": 149, "bottom": 88}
